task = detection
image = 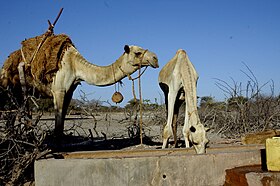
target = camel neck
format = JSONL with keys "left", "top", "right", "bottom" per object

{"left": 187, "top": 101, "right": 200, "bottom": 125}
{"left": 66, "top": 47, "right": 133, "bottom": 86}
{"left": 183, "top": 77, "right": 199, "bottom": 124}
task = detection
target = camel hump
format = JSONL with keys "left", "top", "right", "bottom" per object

{"left": 177, "top": 49, "right": 198, "bottom": 80}
{"left": 176, "top": 49, "right": 186, "bottom": 55}
{"left": 176, "top": 49, "right": 188, "bottom": 62}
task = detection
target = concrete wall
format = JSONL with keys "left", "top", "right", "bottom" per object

{"left": 35, "top": 145, "right": 263, "bottom": 186}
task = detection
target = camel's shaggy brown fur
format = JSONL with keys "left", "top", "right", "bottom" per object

{"left": 1, "top": 33, "right": 73, "bottom": 96}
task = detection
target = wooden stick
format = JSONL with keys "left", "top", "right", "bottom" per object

{"left": 47, "top": 8, "right": 64, "bottom": 32}
{"left": 53, "top": 8, "right": 64, "bottom": 27}
{"left": 138, "top": 65, "right": 143, "bottom": 145}
{"left": 18, "top": 62, "right": 27, "bottom": 100}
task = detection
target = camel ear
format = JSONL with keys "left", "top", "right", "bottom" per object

{"left": 124, "top": 45, "right": 130, "bottom": 54}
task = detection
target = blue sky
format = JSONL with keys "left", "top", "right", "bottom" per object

{"left": 1, "top": 1, "right": 280, "bottom": 107}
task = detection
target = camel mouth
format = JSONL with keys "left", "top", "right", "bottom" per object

{"left": 151, "top": 64, "right": 159, "bottom": 68}
{"left": 150, "top": 61, "right": 159, "bottom": 68}
{"left": 138, "top": 59, "right": 158, "bottom": 68}
{"left": 141, "top": 60, "right": 158, "bottom": 68}
{"left": 147, "top": 58, "right": 159, "bottom": 68}
{"left": 140, "top": 50, "right": 158, "bottom": 68}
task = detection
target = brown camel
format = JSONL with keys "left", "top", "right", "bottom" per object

{"left": 1, "top": 35, "right": 159, "bottom": 139}
{"left": 158, "top": 49, "right": 208, "bottom": 154}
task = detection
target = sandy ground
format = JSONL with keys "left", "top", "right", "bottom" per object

{"left": 36, "top": 111, "right": 240, "bottom": 151}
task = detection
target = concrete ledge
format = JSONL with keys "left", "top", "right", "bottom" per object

{"left": 35, "top": 145, "right": 264, "bottom": 186}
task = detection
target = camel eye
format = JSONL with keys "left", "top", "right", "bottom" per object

{"left": 190, "top": 126, "right": 196, "bottom": 133}
{"left": 135, "top": 52, "right": 142, "bottom": 56}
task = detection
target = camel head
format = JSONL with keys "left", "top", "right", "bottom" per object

{"left": 189, "top": 124, "right": 209, "bottom": 154}
{"left": 121, "top": 45, "right": 159, "bottom": 71}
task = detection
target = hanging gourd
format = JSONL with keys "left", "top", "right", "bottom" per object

{"left": 111, "top": 91, "right": 123, "bottom": 103}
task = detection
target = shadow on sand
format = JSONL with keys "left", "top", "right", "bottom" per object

{"left": 44, "top": 134, "right": 162, "bottom": 153}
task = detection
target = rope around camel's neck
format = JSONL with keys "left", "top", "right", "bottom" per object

{"left": 111, "top": 51, "right": 148, "bottom": 145}
{"left": 111, "top": 50, "right": 148, "bottom": 96}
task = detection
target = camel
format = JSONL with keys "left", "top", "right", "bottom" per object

{"left": 158, "top": 49, "right": 208, "bottom": 154}
{"left": 1, "top": 38, "right": 159, "bottom": 139}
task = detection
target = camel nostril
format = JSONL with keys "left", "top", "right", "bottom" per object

{"left": 153, "top": 56, "right": 159, "bottom": 64}
{"left": 152, "top": 58, "right": 159, "bottom": 68}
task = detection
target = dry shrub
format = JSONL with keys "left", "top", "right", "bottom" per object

{"left": 0, "top": 88, "right": 49, "bottom": 186}
{"left": 199, "top": 64, "right": 280, "bottom": 138}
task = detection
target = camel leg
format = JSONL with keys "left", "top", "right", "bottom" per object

{"left": 172, "top": 113, "right": 178, "bottom": 147}
{"left": 172, "top": 98, "right": 183, "bottom": 147}
{"left": 53, "top": 82, "right": 78, "bottom": 138}
{"left": 182, "top": 100, "right": 190, "bottom": 148}
{"left": 61, "top": 84, "right": 78, "bottom": 122}
{"left": 162, "top": 90, "right": 177, "bottom": 148}
{"left": 52, "top": 89, "right": 66, "bottom": 138}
